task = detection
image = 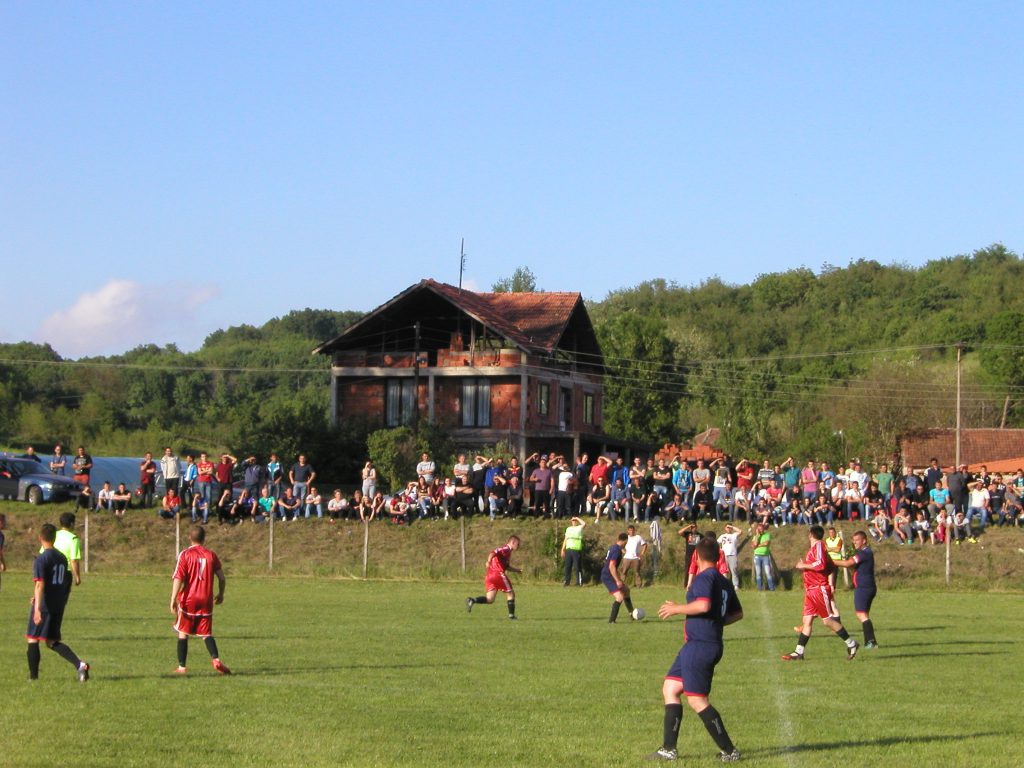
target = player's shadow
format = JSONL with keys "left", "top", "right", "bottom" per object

{"left": 748, "top": 730, "right": 1002, "bottom": 758}
{"left": 243, "top": 661, "right": 458, "bottom": 677}
{"left": 872, "top": 649, "right": 1008, "bottom": 661}
{"left": 883, "top": 639, "right": 1014, "bottom": 649}
{"left": 882, "top": 625, "right": 948, "bottom": 632}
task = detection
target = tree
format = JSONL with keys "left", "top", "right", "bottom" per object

{"left": 492, "top": 267, "right": 538, "bottom": 293}
{"left": 980, "top": 311, "right": 1024, "bottom": 426}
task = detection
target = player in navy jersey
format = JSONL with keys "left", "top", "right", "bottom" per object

{"left": 0, "top": 513, "right": 6, "bottom": 587}
{"left": 834, "top": 530, "right": 879, "bottom": 648}
{"left": 601, "top": 532, "right": 637, "bottom": 623}
{"left": 466, "top": 535, "right": 521, "bottom": 619}
{"left": 647, "top": 538, "right": 742, "bottom": 762}
{"left": 171, "top": 525, "right": 230, "bottom": 674}
{"left": 26, "top": 523, "right": 90, "bottom": 681}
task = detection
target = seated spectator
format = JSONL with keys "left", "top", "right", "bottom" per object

{"left": 864, "top": 482, "right": 884, "bottom": 520}
{"left": 588, "top": 477, "right": 612, "bottom": 523}
{"left": 76, "top": 485, "right": 94, "bottom": 512}
{"left": 967, "top": 480, "right": 991, "bottom": 529}
{"left": 1003, "top": 484, "right": 1023, "bottom": 526}
{"left": 191, "top": 493, "right": 210, "bottom": 524}
{"left": 691, "top": 483, "right": 713, "bottom": 522}
{"left": 223, "top": 489, "right": 255, "bottom": 524}
{"left": 951, "top": 510, "right": 974, "bottom": 543}
{"left": 214, "top": 487, "right": 233, "bottom": 523}
{"left": 912, "top": 510, "right": 933, "bottom": 544}
{"left": 388, "top": 494, "right": 412, "bottom": 525}
{"left": 661, "top": 493, "right": 683, "bottom": 523}
{"left": 933, "top": 508, "right": 949, "bottom": 544}
{"left": 277, "top": 487, "right": 301, "bottom": 521}
{"left": 161, "top": 488, "right": 181, "bottom": 520}
{"left": 111, "top": 483, "right": 132, "bottom": 517}
{"left": 305, "top": 487, "right": 323, "bottom": 519}
{"left": 255, "top": 487, "right": 276, "bottom": 523}
{"left": 928, "top": 480, "right": 950, "bottom": 518}
{"left": 96, "top": 481, "right": 114, "bottom": 512}
{"left": 988, "top": 477, "right": 1007, "bottom": 525}
{"left": 716, "top": 482, "right": 735, "bottom": 522}
{"left": 369, "top": 491, "right": 386, "bottom": 521}
{"left": 892, "top": 508, "right": 913, "bottom": 544}
{"left": 731, "top": 487, "right": 749, "bottom": 522}
{"left": 327, "top": 489, "right": 349, "bottom": 521}
{"left": 869, "top": 509, "right": 890, "bottom": 542}
{"left": 610, "top": 478, "right": 630, "bottom": 521}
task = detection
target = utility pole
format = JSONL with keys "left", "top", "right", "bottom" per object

{"left": 412, "top": 321, "right": 421, "bottom": 437}
{"left": 955, "top": 342, "right": 963, "bottom": 468}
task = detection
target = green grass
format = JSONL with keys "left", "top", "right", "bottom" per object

{"left": 1, "top": 572, "right": 1022, "bottom": 767}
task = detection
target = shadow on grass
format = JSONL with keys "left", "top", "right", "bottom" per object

{"left": 882, "top": 625, "right": 949, "bottom": 632}
{"left": 745, "top": 730, "right": 1003, "bottom": 758}
{"left": 883, "top": 640, "right": 1015, "bottom": 649}
{"left": 872, "top": 650, "right": 1008, "bottom": 661}
{"left": 99, "top": 661, "right": 458, "bottom": 682}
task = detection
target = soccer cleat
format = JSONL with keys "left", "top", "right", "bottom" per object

{"left": 720, "top": 748, "right": 741, "bottom": 762}
{"left": 212, "top": 658, "right": 231, "bottom": 675}
{"left": 645, "top": 748, "right": 678, "bottom": 761}
{"left": 174, "top": 666, "right": 188, "bottom": 675}
{"left": 78, "top": 662, "right": 90, "bottom": 682}
{"left": 865, "top": 641, "right": 879, "bottom": 649}
{"left": 465, "top": 597, "right": 474, "bottom": 613}
{"left": 846, "top": 640, "right": 859, "bottom": 660}
{"left": 508, "top": 615, "right": 518, "bottom": 620}
{"left": 781, "top": 652, "right": 804, "bottom": 661}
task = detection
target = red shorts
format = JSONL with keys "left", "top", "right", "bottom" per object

{"left": 803, "top": 585, "right": 839, "bottom": 619}
{"left": 485, "top": 571, "right": 513, "bottom": 593}
{"left": 174, "top": 609, "right": 213, "bottom": 637}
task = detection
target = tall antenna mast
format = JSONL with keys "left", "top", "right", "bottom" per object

{"left": 458, "top": 238, "right": 466, "bottom": 289}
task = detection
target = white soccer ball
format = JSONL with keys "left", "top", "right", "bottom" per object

{"left": 631, "top": 607, "right": 646, "bottom": 621}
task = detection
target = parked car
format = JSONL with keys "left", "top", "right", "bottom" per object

{"left": 0, "top": 456, "right": 83, "bottom": 504}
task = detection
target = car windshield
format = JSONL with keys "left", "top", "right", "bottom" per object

{"left": 3, "top": 459, "right": 43, "bottom": 478}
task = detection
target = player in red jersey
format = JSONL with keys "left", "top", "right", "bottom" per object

{"left": 684, "top": 530, "right": 730, "bottom": 590}
{"left": 781, "top": 525, "right": 858, "bottom": 661}
{"left": 466, "top": 535, "right": 521, "bottom": 619}
{"left": 170, "top": 525, "right": 231, "bottom": 674}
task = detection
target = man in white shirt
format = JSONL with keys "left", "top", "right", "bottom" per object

{"left": 717, "top": 523, "right": 742, "bottom": 589}
{"left": 619, "top": 524, "right": 648, "bottom": 588}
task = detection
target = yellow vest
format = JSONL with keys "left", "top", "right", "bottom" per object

{"left": 564, "top": 524, "right": 584, "bottom": 551}
{"left": 825, "top": 534, "right": 843, "bottom": 560}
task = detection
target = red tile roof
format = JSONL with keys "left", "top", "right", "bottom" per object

{"left": 900, "top": 428, "right": 1024, "bottom": 469}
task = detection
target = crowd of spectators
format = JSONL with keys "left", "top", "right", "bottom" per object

{"left": 21, "top": 443, "right": 1024, "bottom": 541}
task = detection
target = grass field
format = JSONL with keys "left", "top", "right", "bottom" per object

{"left": 1, "top": 571, "right": 1022, "bottom": 767}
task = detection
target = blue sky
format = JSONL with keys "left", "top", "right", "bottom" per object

{"left": 3, "top": 2, "right": 1023, "bottom": 357}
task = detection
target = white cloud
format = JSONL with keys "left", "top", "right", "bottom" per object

{"left": 36, "top": 280, "right": 220, "bottom": 358}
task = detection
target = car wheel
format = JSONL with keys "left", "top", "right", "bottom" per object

{"left": 27, "top": 486, "right": 43, "bottom": 505}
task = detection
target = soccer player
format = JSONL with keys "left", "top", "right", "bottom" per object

{"left": 171, "top": 525, "right": 231, "bottom": 674}
{"left": 27, "top": 523, "right": 90, "bottom": 681}
{"left": 834, "top": 530, "right": 879, "bottom": 648}
{"left": 647, "top": 538, "right": 742, "bottom": 762}
{"left": 601, "top": 532, "right": 637, "bottom": 623}
{"left": 466, "top": 535, "right": 521, "bottom": 619}
{"left": 782, "top": 525, "right": 859, "bottom": 662}
{"left": 0, "top": 513, "right": 6, "bottom": 588}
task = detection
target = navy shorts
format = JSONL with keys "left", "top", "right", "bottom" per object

{"left": 26, "top": 605, "right": 65, "bottom": 643}
{"left": 666, "top": 641, "right": 723, "bottom": 696}
{"left": 854, "top": 587, "right": 877, "bottom": 613}
{"left": 601, "top": 574, "right": 621, "bottom": 594}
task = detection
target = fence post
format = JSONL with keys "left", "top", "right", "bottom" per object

{"left": 174, "top": 512, "right": 180, "bottom": 558}
{"left": 362, "top": 520, "right": 369, "bottom": 579}
{"left": 460, "top": 516, "right": 466, "bottom": 574}
{"left": 268, "top": 511, "right": 275, "bottom": 571}
{"left": 84, "top": 511, "right": 90, "bottom": 574}
{"left": 945, "top": 518, "right": 952, "bottom": 584}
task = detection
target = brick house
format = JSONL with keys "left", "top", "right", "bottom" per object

{"left": 899, "top": 428, "right": 1024, "bottom": 470}
{"left": 314, "top": 279, "right": 626, "bottom": 458}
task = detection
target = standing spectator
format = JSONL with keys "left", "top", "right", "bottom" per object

{"left": 160, "top": 447, "right": 181, "bottom": 497}
{"left": 22, "top": 446, "right": 41, "bottom": 463}
{"left": 195, "top": 453, "right": 215, "bottom": 505}
{"left": 691, "top": 460, "right": 711, "bottom": 502}
{"left": 672, "top": 458, "right": 693, "bottom": 504}
{"left": 528, "top": 458, "right": 553, "bottom": 518}
{"left": 572, "top": 454, "right": 590, "bottom": 516}
{"left": 873, "top": 463, "right": 894, "bottom": 504}
{"left": 49, "top": 444, "right": 67, "bottom": 475}
{"left": 734, "top": 459, "right": 755, "bottom": 495}
{"left": 139, "top": 452, "right": 157, "bottom": 507}
{"left": 242, "top": 456, "right": 264, "bottom": 497}
{"left": 555, "top": 459, "right": 576, "bottom": 520}
{"left": 924, "top": 458, "right": 943, "bottom": 492}
{"left": 214, "top": 454, "right": 237, "bottom": 503}
{"left": 0, "top": 513, "right": 6, "bottom": 579}
{"left": 945, "top": 464, "right": 968, "bottom": 517}
{"left": 361, "top": 460, "right": 377, "bottom": 500}
{"left": 718, "top": 524, "right": 742, "bottom": 589}
{"left": 652, "top": 459, "right": 672, "bottom": 504}
{"left": 619, "top": 524, "right": 647, "bottom": 588}
{"left": 289, "top": 455, "right": 316, "bottom": 503}
{"left": 561, "top": 516, "right": 586, "bottom": 586}
{"left": 267, "top": 453, "right": 283, "bottom": 499}
{"left": 416, "top": 452, "right": 436, "bottom": 484}
{"left": 71, "top": 446, "right": 93, "bottom": 486}
{"left": 181, "top": 455, "right": 197, "bottom": 505}
{"left": 751, "top": 522, "right": 775, "bottom": 592}
{"left": 631, "top": 474, "right": 650, "bottom": 522}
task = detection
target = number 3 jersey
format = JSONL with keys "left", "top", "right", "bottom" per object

{"left": 33, "top": 548, "right": 71, "bottom": 613}
{"left": 173, "top": 545, "right": 221, "bottom": 616}
{"left": 684, "top": 567, "right": 742, "bottom": 644}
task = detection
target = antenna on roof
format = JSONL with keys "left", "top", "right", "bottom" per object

{"left": 458, "top": 238, "right": 466, "bottom": 289}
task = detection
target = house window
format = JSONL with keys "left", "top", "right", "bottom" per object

{"left": 584, "top": 393, "right": 595, "bottom": 425}
{"left": 386, "top": 378, "right": 416, "bottom": 427}
{"left": 538, "top": 382, "right": 550, "bottom": 416}
{"left": 460, "top": 378, "right": 491, "bottom": 427}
